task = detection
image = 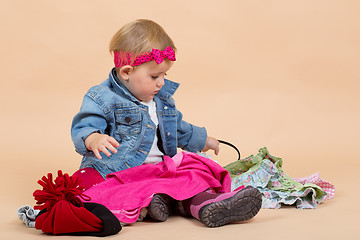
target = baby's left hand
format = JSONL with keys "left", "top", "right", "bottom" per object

{"left": 202, "top": 136, "right": 220, "bottom": 155}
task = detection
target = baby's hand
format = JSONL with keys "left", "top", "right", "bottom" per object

{"left": 85, "top": 133, "right": 120, "bottom": 159}
{"left": 202, "top": 136, "right": 220, "bottom": 155}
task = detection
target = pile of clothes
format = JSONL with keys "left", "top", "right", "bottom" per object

{"left": 224, "top": 147, "right": 335, "bottom": 209}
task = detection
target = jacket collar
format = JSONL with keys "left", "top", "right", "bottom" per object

{"left": 109, "top": 68, "right": 140, "bottom": 103}
{"left": 109, "top": 68, "right": 179, "bottom": 102}
{"left": 158, "top": 78, "right": 180, "bottom": 100}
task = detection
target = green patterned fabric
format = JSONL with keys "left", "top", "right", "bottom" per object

{"left": 223, "top": 147, "right": 327, "bottom": 208}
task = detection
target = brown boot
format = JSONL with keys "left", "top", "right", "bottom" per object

{"left": 147, "top": 194, "right": 174, "bottom": 222}
{"left": 198, "top": 186, "right": 262, "bottom": 227}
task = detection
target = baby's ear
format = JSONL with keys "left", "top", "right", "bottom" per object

{"left": 119, "top": 65, "right": 134, "bottom": 80}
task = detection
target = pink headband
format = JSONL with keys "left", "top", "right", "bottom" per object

{"left": 114, "top": 46, "right": 176, "bottom": 68}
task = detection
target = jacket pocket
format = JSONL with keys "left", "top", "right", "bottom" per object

{"left": 115, "top": 107, "right": 142, "bottom": 135}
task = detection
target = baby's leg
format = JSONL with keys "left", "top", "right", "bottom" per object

{"left": 178, "top": 186, "right": 262, "bottom": 227}
{"left": 72, "top": 168, "right": 105, "bottom": 191}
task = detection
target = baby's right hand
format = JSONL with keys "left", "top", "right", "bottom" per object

{"left": 84, "top": 133, "right": 120, "bottom": 159}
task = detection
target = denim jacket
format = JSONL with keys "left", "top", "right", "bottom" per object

{"left": 71, "top": 68, "right": 207, "bottom": 178}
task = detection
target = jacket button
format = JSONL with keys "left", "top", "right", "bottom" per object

{"left": 164, "top": 106, "right": 168, "bottom": 110}
{"left": 167, "top": 132, "right": 171, "bottom": 136}
{"left": 125, "top": 116, "right": 131, "bottom": 123}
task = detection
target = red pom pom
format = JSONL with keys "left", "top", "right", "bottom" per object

{"left": 33, "top": 170, "right": 91, "bottom": 211}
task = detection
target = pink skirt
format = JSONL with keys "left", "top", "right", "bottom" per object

{"left": 82, "top": 151, "right": 231, "bottom": 223}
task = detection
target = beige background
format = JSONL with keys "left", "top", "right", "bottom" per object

{"left": 1, "top": 0, "right": 359, "bottom": 239}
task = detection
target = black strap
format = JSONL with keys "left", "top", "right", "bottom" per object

{"left": 156, "top": 127, "right": 165, "bottom": 154}
{"left": 218, "top": 140, "right": 241, "bottom": 160}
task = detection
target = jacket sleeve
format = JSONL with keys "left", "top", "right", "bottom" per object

{"left": 71, "top": 91, "right": 108, "bottom": 156}
{"left": 176, "top": 108, "right": 207, "bottom": 153}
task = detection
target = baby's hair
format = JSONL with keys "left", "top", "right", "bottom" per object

{"left": 110, "top": 19, "right": 176, "bottom": 69}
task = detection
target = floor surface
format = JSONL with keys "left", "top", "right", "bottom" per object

{"left": 1, "top": 1, "right": 359, "bottom": 239}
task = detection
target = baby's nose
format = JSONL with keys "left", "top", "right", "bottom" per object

{"left": 157, "top": 78, "right": 165, "bottom": 88}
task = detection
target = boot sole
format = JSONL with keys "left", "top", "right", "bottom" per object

{"left": 198, "top": 186, "right": 262, "bottom": 228}
{"left": 147, "top": 194, "right": 172, "bottom": 222}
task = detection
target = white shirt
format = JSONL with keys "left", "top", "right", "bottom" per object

{"left": 141, "top": 99, "right": 164, "bottom": 164}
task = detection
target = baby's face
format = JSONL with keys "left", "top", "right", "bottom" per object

{"left": 126, "top": 60, "right": 173, "bottom": 102}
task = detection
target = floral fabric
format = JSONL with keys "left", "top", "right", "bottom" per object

{"left": 224, "top": 147, "right": 334, "bottom": 209}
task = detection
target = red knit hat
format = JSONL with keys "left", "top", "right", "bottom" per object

{"left": 33, "top": 170, "right": 121, "bottom": 236}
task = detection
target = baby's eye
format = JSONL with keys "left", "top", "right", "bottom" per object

{"left": 151, "top": 73, "right": 167, "bottom": 80}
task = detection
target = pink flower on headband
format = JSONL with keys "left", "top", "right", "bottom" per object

{"left": 114, "top": 46, "right": 176, "bottom": 68}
